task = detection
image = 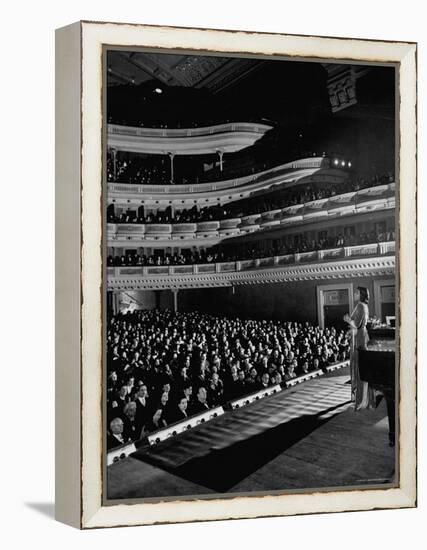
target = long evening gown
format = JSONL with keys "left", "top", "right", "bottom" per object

{"left": 349, "top": 301, "right": 376, "bottom": 410}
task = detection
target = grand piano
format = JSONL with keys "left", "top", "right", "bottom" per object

{"left": 358, "top": 326, "right": 396, "bottom": 446}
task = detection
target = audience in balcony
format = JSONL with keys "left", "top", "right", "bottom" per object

{"left": 106, "top": 147, "right": 325, "bottom": 186}
{"left": 106, "top": 309, "right": 351, "bottom": 447}
{"left": 107, "top": 174, "right": 394, "bottom": 225}
{"left": 107, "top": 139, "right": 394, "bottom": 189}
{"left": 106, "top": 227, "right": 394, "bottom": 269}
{"left": 107, "top": 155, "right": 170, "bottom": 185}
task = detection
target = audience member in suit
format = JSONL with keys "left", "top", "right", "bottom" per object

{"left": 224, "top": 365, "right": 240, "bottom": 400}
{"left": 122, "top": 401, "right": 144, "bottom": 442}
{"left": 189, "top": 386, "right": 210, "bottom": 415}
{"left": 234, "top": 370, "right": 247, "bottom": 398}
{"left": 107, "top": 370, "right": 120, "bottom": 399}
{"left": 193, "top": 366, "right": 209, "bottom": 391}
{"left": 207, "top": 373, "right": 224, "bottom": 406}
{"left": 180, "top": 383, "right": 194, "bottom": 411}
{"left": 175, "top": 366, "right": 191, "bottom": 392}
{"left": 259, "top": 372, "right": 271, "bottom": 390}
{"left": 109, "top": 385, "right": 131, "bottom": 418}
{"left": 134, "top": 384, "right": 150, "bottom": 427}
{"left": 153, "top": 391, "right": 170, "bottom": 423}
{"left": 245, "top": 367, "right": 261, "bottom": 393}
{"left": 145, "top": 408, "right": 167, "bottom": 433}
{"left": 271, "top": 372, "right": 283, "bottom": 386}
{"left": 107, "top": 417, "right": 129, "bottom": 450}
{"left": 169, "top": 397, "right": 189, "bottom": 424}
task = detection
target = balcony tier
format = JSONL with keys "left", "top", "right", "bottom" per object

{"left": 107, "top": 183, "right": 395, "bottom": 247}
{"left": 108, "top": 157, "right": 347, "bottom": 204}
{"left": 108, "top": 121, "right": 272, "bottom": 155}
{"left": 107, "top": 241, "right": 395, "bottom": 291}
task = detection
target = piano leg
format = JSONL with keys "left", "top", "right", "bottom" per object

{"left": 384, "top": 389, "right": 395, "bottom": 447}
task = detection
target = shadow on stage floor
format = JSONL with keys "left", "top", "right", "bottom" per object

{"left": 140, "top": 402, "right": 349, "bottom": 492}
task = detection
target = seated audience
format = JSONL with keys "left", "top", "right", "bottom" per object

{"left": 106, "top": 309, "right": 351, "bottom": 444}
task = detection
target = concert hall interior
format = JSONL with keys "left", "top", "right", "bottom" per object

{"left": 105, "top": 50, "right": 397, "bottom": 501}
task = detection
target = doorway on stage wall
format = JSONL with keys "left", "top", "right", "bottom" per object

{"left": 373, "top": 280, "right": 396, "bottom": 324}
{"left": 316, "top": 283, "right": 354, "bottom": 330}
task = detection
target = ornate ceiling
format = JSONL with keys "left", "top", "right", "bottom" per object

{"left": 107, "top": 50, "right": 264, "bottom": 93}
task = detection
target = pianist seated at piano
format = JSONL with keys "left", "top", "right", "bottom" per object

{"left": 343, "top": 286, "right": 376, "bottom": 411}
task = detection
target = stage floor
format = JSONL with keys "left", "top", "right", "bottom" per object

{"left": 107, "top": 371, "right": 396, "bottom": 501}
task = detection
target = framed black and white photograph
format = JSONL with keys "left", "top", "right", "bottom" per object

{"left": 55, "top": 21, "right": 417, "bottom": 529}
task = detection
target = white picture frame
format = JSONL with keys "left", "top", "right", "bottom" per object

{"left": 55, "top": 20, "right": 417, "bottom": 529}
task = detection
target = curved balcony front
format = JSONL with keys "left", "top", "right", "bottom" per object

{"left": 107, "top": 241, "right": 396, "bottom": 291}
{"left": 107, "top": 157, "right": 345, "bottom": 204}
{"left": 108, "top": 121, "right": 272, "bottom": 155}
{"left": 107, "top": 183, "right": 395, "bottom": 247}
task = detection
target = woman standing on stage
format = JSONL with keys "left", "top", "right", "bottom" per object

{"left": 344, "top": 286, "right": 376, "bottom": 410}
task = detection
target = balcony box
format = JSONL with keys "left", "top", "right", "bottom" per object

{"left": 280, "top": 205, "right": 304, "bottom": 225}
{"left": 195, "top": 231, "right": 219, "bottom": 239}
{"left": 239, "top": 225, "right": 260, "bottom": 234}
{"left": 239, "top": 214, "right": 260, "bottom": 227}
{"left": 145, "top": 224, "right": 172, "bottom": 236}
{"left": 146, "top": 266, "right": 169, "bottom": 275}
{"left": 171, "top": 223, "right": 197, "bottom": 234}
{"left": 172, "top": 265, "right": 194, "bottom": 274}
{"left": 276, "top": 254, "right": 295, "bottom": 265}
{"left": 219, "top": 262, "right": 236, "bottom": 272}
{"left": 196, "top": 222, "right": 220, "bottom": 238}
{"left": 322, "top": 248, "right": 344, "bottom": 260}
{"left": 219, "top": 218, "right": 241, "bottom": 230}
{"left": 299, "top": 251, "right": 319, "bottom": 262}
{"left": 357, "top": 185, "right": 389, "bottom": 203}
{"left": 347, "top": 243, "right": 379, "bottom": 257}
{"left": 303, "top": 199, "right": 329, "bottom": 219}
{"left": 260, "top": 208, "right": 282, "bottom": 221}
{"left": 197, "top": 221, "right": 220, "bottom": 232}
{"left": 239, "top": 259, "right": 255, "bottom": 269}
{"left": 118, "top": 267, "right": 143, "bottom": 276}
{"left": 328, "top": 191, "right": 356, "bottom": 208}
{"left": 258, "top": 257, "right": 275, "bottom": 267}
{"left": 196, "top": 264, "right": 216, "bottom": 273}
{"left": 116, "top": 224, "right": 145, "bottom": 235}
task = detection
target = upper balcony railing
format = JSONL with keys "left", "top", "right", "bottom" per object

{"left": 108, "top": 121, "right": 273, "bottom": 139}
{"left": 107, "top": 121, "right": 273, "bottom": 155}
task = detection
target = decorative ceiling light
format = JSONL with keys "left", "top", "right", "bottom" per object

{"left": 154, "top": 87, "right": 163, "bottom": 94}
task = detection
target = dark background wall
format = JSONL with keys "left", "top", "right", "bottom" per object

{"left": 178, "top": 275, "right": 395, "bottom": 324}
